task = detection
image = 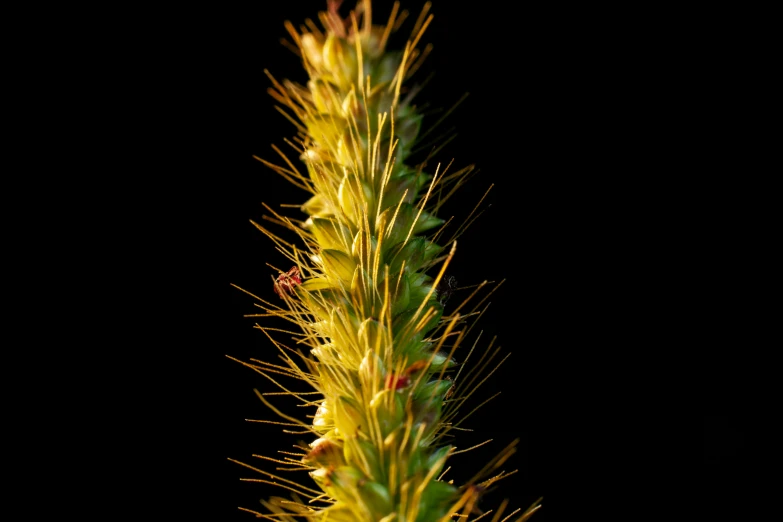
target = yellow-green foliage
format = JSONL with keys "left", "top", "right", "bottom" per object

{"left": 230, "top": 1, "right": 540, "bottom": 520}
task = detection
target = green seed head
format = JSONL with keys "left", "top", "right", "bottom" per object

{"left": 231, "top": 1, "right": 541, "bottom": 520}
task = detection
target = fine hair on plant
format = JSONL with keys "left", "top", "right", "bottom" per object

{"left": 229, "top": 1, "right": 541, "bottom": 520}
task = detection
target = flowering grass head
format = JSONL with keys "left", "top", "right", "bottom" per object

{"left": 230, "top": 1, "right": 541, "bottom": 520}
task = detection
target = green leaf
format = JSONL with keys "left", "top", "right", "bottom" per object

{"left": 351, "top": 229, "right": 378, "bottom": 265}
{"left": 306, "top": 113, "right": 347, "bottom": 149}
{"left": 300, "top": 193, "right": 334, "bottom": 218}
{"left": 321, "top": 249, "right": 357, "bottom": 284}
{"left": 334, "top": 396, "right": 363, "bottom": 436}
{"left": 300, "top": 277, "right": 333, "bottom": 291}
{"left": 357, "top": 318, "right": 387, "bottom": 355}
{"left": 385, "top": 237, "right": 425, "bottom": 274}
{"left": 392, "top": 302, "right": 443, "bottom": 339}
{"left": 360, "top": 482, "right": 393, "bottom": 517}
{"left": 311, "top": 217, "right": 352, "bottom": 251}
{"left": 430, "top": 351, "right": 458, "bottom": 370}
{"left": 369, "top": 389, "right": 404, "bottom": 437}
{"left": 338, "top": 174, "right": 374, "bottom": 226}
{"left": 345, "top": 439, "right": 383, "bottom": 479}
{"left": 425, "top": 445, "right": 452, "bottom": 475}
{"left": 415, "top": 379, "right": 453, "bottom": 401}
{"left": 378, "top": 204, "right": 445, "bottom": 250}
{"left": 415, "top": 480, "right": 459, "bottom": 522}
{"left": 412, "top": 208, "right": 445, "bottom": 235}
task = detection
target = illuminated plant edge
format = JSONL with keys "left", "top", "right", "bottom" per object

{"left": 230, "top": 1, "right": 541, "bottom": 520}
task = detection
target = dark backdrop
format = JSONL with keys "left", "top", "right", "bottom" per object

{"left": 158, "top": 1, "right": 747, "bottom": 520}
{"left": 204, "top": 2, "right": 549, "bottom": 519}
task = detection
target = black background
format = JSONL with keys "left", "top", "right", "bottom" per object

{"left": 149, "top": 1, "right": 750, "bottom": 519}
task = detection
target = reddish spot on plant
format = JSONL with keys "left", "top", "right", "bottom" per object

{"left": 274, "top": 266, "right": 302, "bottom": 297}
{"left": 385, "top": 373, "right": 411, "bottom": 390}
